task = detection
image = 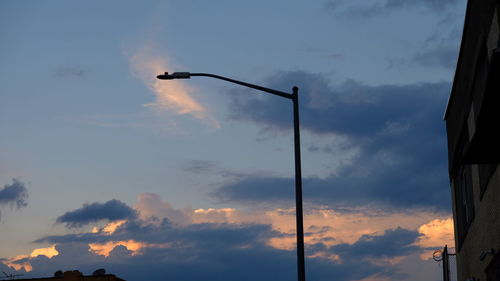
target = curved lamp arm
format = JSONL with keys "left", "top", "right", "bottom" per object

{"left": 157, "top": 72, "right": 294, "bottom": 100}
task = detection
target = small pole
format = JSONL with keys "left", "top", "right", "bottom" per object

{"left": 443, "top": 245, "right": 449, "bottom": 281}
{"left": 293, "top": 86, "right": 306, "bottom": 281}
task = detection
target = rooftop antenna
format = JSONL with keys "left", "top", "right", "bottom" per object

{"left": 1, "top": 271, "right": 24, "bottom": 280}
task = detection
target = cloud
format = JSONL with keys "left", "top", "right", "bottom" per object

{"left": 134, "top": 193, "right": 191, "bottom": 225}
{"left": 55, "top": 65, "right": 85, "bottom": 77}
{"left": 417, "top": 218, "right": 454, "bottom": 249}
{"left": 213, "top": 162, "right": 449, "bottom": 210}
{"left": 182, "top": 160, "right": 218, "bottom": 174}
{"left": 25, "top": 222, "right": 395, "bottom": 281}
{"left": 385, "top": 26, "right": 461, "bottom": 71}
{"left": 219, "top": 71, "right": 450, "bottom": 210}
{"left": 416, "top": 217, "right": 454, "bottom": 260}
{"left": 56, "top": 199, "right": 137, "bottom": 228}
{"left": 388, "top": 46, "right": 459, "bottom": 71}
{"left": 5, "top": 195, "right": 451, "bottom": 281}
{"left": 411, "top": 33, "right": 461, "bottom": 69}
{"left": 129, "top": 44, "right": 219, "bottom": 128}
{"left": 325, "top": 0, "right": 461, "bottom": 17}
{"left": 228, "top": 71, "right": 448, "bottom": 136}
{"left": 384, "top": 0, "right": 459, "bottom": 10}
{"left": 332, "top": 227, "right": 421, "bottom": 258}
{"left": 2, "top": 245, "right": 59, "bottom": 272}
{"left": 29, "top": 245, "right": 59, "bottom": 259}
{"left": 0, "top": 179, "right": 28, "bottom": 208}
{"left": 302, "top": 48, "right": 346, "bottom": 61}
{"left": 26, "top": 222, "right": 425, "bottom": 281}
{"left": 0, "top": 179, "right": 28, "bottom": 221}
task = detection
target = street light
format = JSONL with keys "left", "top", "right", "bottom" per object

{"left": 157, "top": 72, "right": 306, "bottom": 281}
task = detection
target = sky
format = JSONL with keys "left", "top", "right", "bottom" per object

{"left": 0, "top": 1, "right": 466, "bottom": 280}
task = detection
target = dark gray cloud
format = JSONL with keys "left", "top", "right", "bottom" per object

{"left": 383, "top": 25, "right": 462, "bottom": 71}
{"left": 182, "top": 159, "right": 246, "bottom": 179}
{"left": 183, "top": 160, "right": 217, "bottom": 173}
{"left": 25, "top": 207, "right": 428, "bottom": 281}
{"left": 384, "top": 0, "right": 459, "bottom": 10}
{"left": 0, "top": 179, "right": 28, "bottom": 221}
{"left": 212, "top": 163, "right": 449, "bottom": 210}
{"left": 219, "top": 71, "right": 450, "bottom": 211}
{"left": 0, "top": 179, "right": 28, "bottom": 208}
{"left": 55, "top": 65, "right": 85, "bottom": 77}
{"left": 302, "top": 48, "right": 345, "bottom": 61}
{"left": 56, "top": 199, "right": 137, "bottom": 228}
{"left": 325, "top": 0, "right": 461, "bottom": 17}
{"left": 228, "top": 71, "right": 448, "bottom": 137}
{"left": 412, "top": 46, "right": 459, "bottom": 69}
{"left": 331, "top": 227, "right": 421, "bottom": 258}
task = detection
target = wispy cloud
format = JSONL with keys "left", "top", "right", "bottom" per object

{"left": 55, "top": 65, "right": 86, "bottom": 77}
{"left": 129, "top": 45, "right": 219, "bottom": 128}
{"left": 325, "top": 0, "right": 462, "bottom": 18}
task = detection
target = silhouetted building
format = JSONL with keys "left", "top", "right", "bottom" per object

{"left": 445, "top": 0, "right": 500, "bottom": 280}
{"left": 15, "top": 270, "right": 126, "bottom": 281}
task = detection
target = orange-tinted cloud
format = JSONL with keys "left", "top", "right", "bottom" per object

{"left": 2, "top": 245, "right": 59, "bottom": 272}
{"left": 88, "top": 240, "right": 148, "bottom": 257}
{"left": 88, "top": 240, "right": 170, "bottom": 257}
{"left": 2, "top": 255, "right": 32, "bottom": 272}
{"left": 132, "top": 193, "right": 451, "bottom": 258}
{"left": 30, "top": 244, "right": 59, "bottom": 258}
{"left": 130, "top": 45, "right": 219, "bottom": 128}
{"left": 353, "top": 275, "right": 393, "bottom": 281}
{"left": 417, "top": 217, "right": 454, "bottom": 247}
{"left": 91, "top": 220, "right": 127, "bottom": 234}
{"left": 262, "top": 207, "right": 445, "bottom": 252}
{"left": 8, "top": 193, "right": 448, "bottom": 270}
{"left": 416, "top": 217, "right": 454, "bottom": 260}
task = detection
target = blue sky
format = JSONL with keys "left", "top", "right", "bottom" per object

{"left": 1, "top": 1, "right": 465, "bottom": 280}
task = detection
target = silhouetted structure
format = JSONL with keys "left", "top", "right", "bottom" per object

{"left": 433, "top": 245, "right": 457, "bottom": 281}
{"left": 157, "top": 72, "right": 306, "bottom": 281}
{"left": 14, "top": 270, "right": 125, "bottom": 281}
{"left": 445, "top": 0, "right": 500, "bottom": 280}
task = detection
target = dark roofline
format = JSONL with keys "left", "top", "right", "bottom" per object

{"left": 15, "top": 274, "right": 124, "bottom": 281}
{"left": 444, "top": 0, "right": 473, "bottom": 120}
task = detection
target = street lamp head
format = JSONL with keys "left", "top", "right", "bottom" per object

{"left": 156, "top": 72, "right": 191, "bottom": 80}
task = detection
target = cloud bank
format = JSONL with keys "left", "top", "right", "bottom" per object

{"left": 3, "top": 194, "right": 452, "bottom": 281}
{"left": 218, "top": 71, "right": 450, "bottom": 211}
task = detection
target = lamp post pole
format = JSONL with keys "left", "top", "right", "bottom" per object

{"left": 157, "top": 72, "right": 305, "bottom": 281}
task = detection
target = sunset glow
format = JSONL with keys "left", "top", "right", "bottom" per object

{"left": 2, "top": 255, "right": 33, "bottom": 272}
{"left": 88, "top": 240, "right": 149, "bottom": 257}
{"left": 129, "top": 46, "right": 219, "bottom": 128}
{"left": 30, "top": 244, "right": 59, "bottom": 258}
{"left": 416, "top": 217, "right": 455, "bottom": 259}
{"left": 1, "top": 1, "right": 466, "bottom": 280}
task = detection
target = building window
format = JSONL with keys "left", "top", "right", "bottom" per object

{"left": 454, "top": 164, "right": 475, "bottom": 249}
{"left": 463, "top": 37, "right": 500, "bottom": 164}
